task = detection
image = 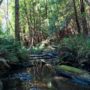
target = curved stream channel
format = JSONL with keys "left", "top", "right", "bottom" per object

{"left": 1, "top": 53, "right": 90, "bottom": 90}
{"left": 1, "top": 65, "right": 90, "bottom": 90}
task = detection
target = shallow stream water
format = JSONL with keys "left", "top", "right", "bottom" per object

{"left": 1, "top": 63, "right": 90, "bottom": 90}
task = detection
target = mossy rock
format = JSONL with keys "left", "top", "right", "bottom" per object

{"left": 56, "top": 65, "right": 90, "bottom": 78}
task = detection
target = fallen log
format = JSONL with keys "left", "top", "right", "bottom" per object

{"left": 29, "top": 52, "right": 58, "bottom": 60}
{"left": 55, "top": 65, "right": 90, "bottom": 86}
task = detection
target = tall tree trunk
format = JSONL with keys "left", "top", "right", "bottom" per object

{"left": 73, "top": 0, "right": 81, "bottom": 33}
{"left": 45, "top": 0, "right": 48, "bottom": 18}
{"left": 15, "top": 0, "right": 20, "bottom": 41}
{"left": 0, "top": 0, "right": 3, "bottom": 5}
{"left": 80, "top": 0, "right": 88, "bottom": 36}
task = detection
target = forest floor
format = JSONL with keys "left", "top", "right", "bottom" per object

{"left": 0, "top": 36, "right": 90, "bottom": 90}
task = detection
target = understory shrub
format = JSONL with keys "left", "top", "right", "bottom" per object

{"left": 58, "top": 35, "right": 90, "bottom": 70}
{"left": 0, "top": 37, "right": 29, "bottom": 62}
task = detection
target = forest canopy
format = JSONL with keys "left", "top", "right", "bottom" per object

{"left": 0, "top": 0, "right": 90, "bottom": 39}
{"left": 0, "top": 0, "right": 90, "bottom": 67}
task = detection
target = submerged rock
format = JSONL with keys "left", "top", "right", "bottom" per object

{"left": 8, "top": 72, "right": 32, "bottom": 81}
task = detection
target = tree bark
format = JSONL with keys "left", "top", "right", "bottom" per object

{"left": 73, "top": 0, "right": 81, "bottom": 33}
{"left": 80, "top": 0, "right": 88, "bottom": 36}
{"left": 15, "top": 0, "right": 20, "bottom": 41}
{"left": 45, "top": 0, "right": 48, "bottom": 18}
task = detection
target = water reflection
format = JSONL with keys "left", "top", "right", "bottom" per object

{"left": 2, "top": 65, "right": 90, "bottom": 90}
{"left": 2, "top": 66, "right": 53, "bottom": 90}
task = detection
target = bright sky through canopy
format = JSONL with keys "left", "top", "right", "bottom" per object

{"left": 0, "top": 0, "right": 9, "bottom": 32}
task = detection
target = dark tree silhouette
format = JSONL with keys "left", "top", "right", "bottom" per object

{"left": 15, "top": 0, "right": 20, "bottom": 41}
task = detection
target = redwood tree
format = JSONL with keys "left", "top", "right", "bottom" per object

{"left": 15, "top": 0, "right": 20, "bottom": 41}
{"left": 80, "top": 0, "right": 88, "bottom": 36}
{"left": 73, "top": 0, "right": 81, "bottom": 33}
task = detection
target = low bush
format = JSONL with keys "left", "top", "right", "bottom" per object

{"left": 0, "top": 37, "right": 29, "bottom": 62}
{"left": 58, "top": 35, "right": 90, "bottom": 71}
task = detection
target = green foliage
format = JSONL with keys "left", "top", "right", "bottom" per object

{"left": 17, "top": 47, "right": 30, "bottom": 62}
{"left": 0, "top": 37, "right": 29, "bottom": 62}
{"left": 8, "top": 0, "right": 74, "bottom": 37}
{"left": 59, "top": 35, "right": 90, "bottom": 53}
{"left": 30, "top": 44, "right": 45, "bottom": 54}
{"left": 57, "top": 35, "right": 90, "bottom": 68}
